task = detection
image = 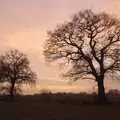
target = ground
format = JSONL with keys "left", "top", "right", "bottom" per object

{"left": 0, "top": 93, "right": 120, "bottom": 120}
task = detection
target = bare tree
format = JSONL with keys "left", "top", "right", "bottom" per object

{"left": 44, "top": 10, "right": 120, "bottom": 103}
{"left": 0, "top": 49, "right": 36, "bottom": 99}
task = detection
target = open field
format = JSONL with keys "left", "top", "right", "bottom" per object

{"left": 0, "top": 93, "right": 120, "bottom": 120}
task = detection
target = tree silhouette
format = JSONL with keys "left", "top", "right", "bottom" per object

{"left": 44, "top": 10, "right": 120, "bottom": 103}
{"left": 0, "top": 49, "right": 36, "bottom": 99}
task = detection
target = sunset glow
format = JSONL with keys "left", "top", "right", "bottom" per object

{"left": 0, "top": 0, "right": 120, "bottom": 93}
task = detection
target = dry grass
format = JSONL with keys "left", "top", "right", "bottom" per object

{"left": 0, "top": 92, "right": 120, "bottom": 120}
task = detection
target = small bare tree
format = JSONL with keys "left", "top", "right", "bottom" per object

{"left": 44, "top": 10, "right": 120, "bottom": 103}
{"left": 0, "top": 49, "right": 36, "bottom": 99}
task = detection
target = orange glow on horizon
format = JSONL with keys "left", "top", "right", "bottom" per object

{"left": 0, "top": 0, "right": 120, "bottom": 93}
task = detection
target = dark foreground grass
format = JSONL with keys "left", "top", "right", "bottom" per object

{"left": 0, "top": 93, "right": 120, "bottom": 120}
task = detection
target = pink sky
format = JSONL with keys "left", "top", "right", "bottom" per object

{"left": 0, "top": 0, "right": 120, "bottom": 93}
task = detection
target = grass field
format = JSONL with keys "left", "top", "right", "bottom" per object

{"left": 0, "top": 93, "right": 120, "bottom": 120}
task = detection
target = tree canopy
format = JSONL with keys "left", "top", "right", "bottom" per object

{"left": 0, "top": 49, "right": 36, "bottom": 98}
{"left": 44, "top": 10, "right": 120, "bottom": 103}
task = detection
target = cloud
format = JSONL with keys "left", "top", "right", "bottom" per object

{"left": 0, "top": 0, "right": 120, "bottom": 92}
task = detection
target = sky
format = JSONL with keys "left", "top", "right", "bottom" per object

{"left": 0, "top": 0, "right": 120, "bottom": 93}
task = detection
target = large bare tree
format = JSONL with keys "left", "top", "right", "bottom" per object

{"left": 0, "top": 49, "right": 36, "bottom": 99}
{"left": 44, "top": 10, "right": 120, "bottom": 103}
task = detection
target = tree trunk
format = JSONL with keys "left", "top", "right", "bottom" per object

{"left": 97, "top": 78, "right": 107, "bottom": 104}
{"left": 9, "top": 81, "right": 15, "bottom": 100}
